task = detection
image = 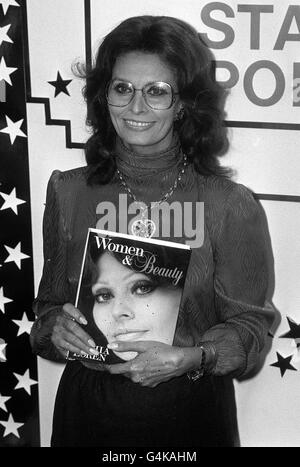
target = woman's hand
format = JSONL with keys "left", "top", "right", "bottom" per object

{"left": 104, "top": 341, "right": 202, "bottom": 387}
{"left": 51, "top": 303, "right": 99, "bottom": 359}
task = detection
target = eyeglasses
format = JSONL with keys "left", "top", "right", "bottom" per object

{"left": 106, "top": 79, "right": 179, "bottom": 110}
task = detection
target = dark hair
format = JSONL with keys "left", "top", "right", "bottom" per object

{"left": 78, "top": 15, "right": 231, "bottom": 184}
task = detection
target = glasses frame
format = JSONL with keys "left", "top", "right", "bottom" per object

{"left": 106, "top": 79, "right": 179, "bottom": 110}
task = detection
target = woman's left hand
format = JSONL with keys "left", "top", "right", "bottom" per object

{"left": 104, "top": 341, "right": 198, "bottom": 387}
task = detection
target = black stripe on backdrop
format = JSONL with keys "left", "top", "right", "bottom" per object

{"left": 84, "top": 0, "right": 92, "bottom": 72}
{"left": 0, "top": 0, "right": 39, "bottom": 446}
{"left": 254, "top": 193, "right": 300, "bottom": 203}
{"left": 226, "top": 121, "right": 300, "bottom": 131}
{"left": 22, "top": 0, "right": 299, "bottom": 203}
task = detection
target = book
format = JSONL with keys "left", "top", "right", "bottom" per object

{"left": 67, "top": 228, "right": 191, "bottom": 364}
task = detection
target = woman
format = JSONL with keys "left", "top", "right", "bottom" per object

{"left": 30, "top": 15, "right": 274, "bottom": 447}
{"left": 92, "top": 250, "right": 182, "bottom": 361}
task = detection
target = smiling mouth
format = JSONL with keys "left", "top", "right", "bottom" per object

{"left": 123, "top": 119, "right": 154, "bottom": 129}
{"left": 113, "top": 330, "right": 148, "bottom": 341}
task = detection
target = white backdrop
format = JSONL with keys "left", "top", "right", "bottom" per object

{"left": 26, "top": 0, "right": 300, "bottom": 447}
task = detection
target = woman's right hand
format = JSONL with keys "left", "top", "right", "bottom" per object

{"left": 51, "top": 303, "right": 100, "bottom": 359}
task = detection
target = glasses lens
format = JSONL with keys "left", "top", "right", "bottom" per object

{"left": 144, "top": 82, "right": 173, "bottom": 109}
{"left": 107, "top": 80, "right": 134, "bottom": 106}
{"left": 106, "top": 80, "right": 175, "bottom": 109}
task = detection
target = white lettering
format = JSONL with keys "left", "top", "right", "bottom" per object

{"left": 94, "top": 235, "right": 144, "bottom": 257}
{"left": 139, "top": 254, "right": 183, "bottom": 286}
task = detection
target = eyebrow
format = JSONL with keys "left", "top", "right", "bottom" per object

{"left": 111, "top": 77, "right": 173, "bottom": 86}
{"left": 94, "top": 270, "right": 149, "bottom": 287}
{"left": 111, "top": 76, "right": 133, "bottom": 83}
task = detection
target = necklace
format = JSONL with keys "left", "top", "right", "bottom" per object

{"left": 116, "top": 153, "right": 188, "bottom": 238}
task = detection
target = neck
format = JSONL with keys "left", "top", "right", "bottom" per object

{"left": 115, "top": 134, "right": 182, "bottom": 177}
{"left": 119, "top": 126, "right": 174, "bottom": 156}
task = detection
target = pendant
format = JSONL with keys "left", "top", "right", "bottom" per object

{"left": 131, "top": 218, "right": 156, "bottom": 238}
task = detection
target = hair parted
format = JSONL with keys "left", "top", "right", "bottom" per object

{"left": 76, "top": 15, "right": 231, "bottom": 184}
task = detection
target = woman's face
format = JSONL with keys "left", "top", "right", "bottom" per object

{"left": 108, "top": 51, "right": 182, "bottom": 154}
{"left": 91, "top": 252, "right": 182, "bottom": 361}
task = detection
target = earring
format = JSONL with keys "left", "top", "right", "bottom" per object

{"left": 175, "top": 107, "right": 185, "bottom": 121}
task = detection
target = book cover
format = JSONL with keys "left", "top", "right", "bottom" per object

{"left": 68, "top": 228, "right": 191, "bottom": 364}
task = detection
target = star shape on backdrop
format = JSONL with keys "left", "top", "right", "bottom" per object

{"left": 13, "top": 369, "right": 38, "bottom": 396}
{"left": 12, "top": 312, "right": 34, "bottom": 336}
{"left": 0, "top": 116, "right": 27, "bottom": 145}
{"left": 0, "top": 339, "right": 7, "bottom": 362}
{"left": 0, "top": 394, "right": 11, "bottom": 412}
{"left": 0, "top": 187, "right": 26, "bottom": 214}
{"left": 0, "top": 57, "right": 17, "bottom": 86}
{"left": 270, "top": 352, "right": 298, "bottom": 377}
{"left": 4, "top": 242, "right": 30, "bottom": 270}
{"left": 0, "top": 24, "right": 13, "bottom": 47}
{"left": 0, "top": 413, "right": 24, "bottom": 438}
{"left": 0, "top": 0, "right": 20, "bottom": 16}
{"left": 280, "top": 316, "right": 300, "bottom": 340}
{"left": 0, "top": 287, "right": 13, "bottom": 313}
{"left": 48, "top": 71, "right": 72, "bottom": 97}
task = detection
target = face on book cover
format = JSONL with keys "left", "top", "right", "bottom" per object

{"left": 108, "top": 51, "right": 182, "bottom": 154}
{"left": 91, "top": 251, "right": 182, "bottom": 361}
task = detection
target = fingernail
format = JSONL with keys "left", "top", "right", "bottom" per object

{"left": 107, "top": 343, "right": 118, "bottom": 349}
{"left": 89, "top": 348, "right": 99, "bottom": 356}
{"left": 88, "top": 339, "right": 96, "bottom": 348}
{"left": 80, "top": 317, "right": 88, "bottom": 325}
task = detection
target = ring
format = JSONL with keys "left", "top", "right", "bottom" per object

{"left": 69, "top": 316, "right": 76, "bottom": 322}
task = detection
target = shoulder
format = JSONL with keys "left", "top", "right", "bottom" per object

{"left": 195, "top": 174, "right": 263, "bottom": 238}
{"left": 198, "top": 176, "right": 265, "bottom": 247}
{"left": 45, "top": 166, "right": 92, "bottom": 211}
{"left": 202, "top": 174, "right": 254, "bottom": 200}
{"left": 197, "top": 174, "right": 258, "bottom": 214}
{"left": 47, "top": 166, "right": 88, "bottom": 192}
{"left": 47, "top": 167, "right": 87, "bottom": 197}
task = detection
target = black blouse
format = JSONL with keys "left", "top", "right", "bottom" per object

{"left": 31, "top": 163, "right": 274, "bottom": 378}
